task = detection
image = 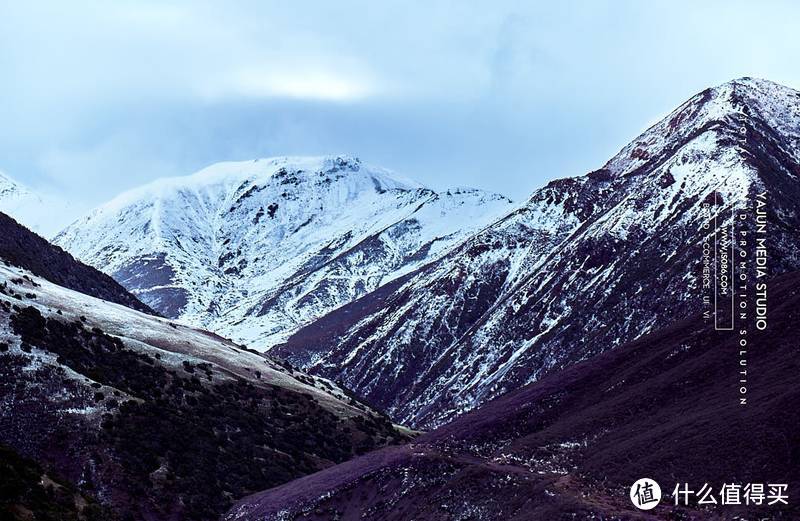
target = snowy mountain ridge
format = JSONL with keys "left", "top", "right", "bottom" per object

{"left": 55, "top": 155, "right": 514, "bottom": 348}
{"left": 275, "top": 77, "right": 800, "bottom": 428}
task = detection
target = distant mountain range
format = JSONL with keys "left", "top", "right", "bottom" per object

{"left": 1, "top": 77, "right": 799, "bottom": 521}
{"left": 24, "top": 78, "right": 800, "bottom": 432}
{"left": 9, "top": 78, "right": 800, "bottom": 433}
{"left": 53, "top": 156, "right": 513, "bottom": 349}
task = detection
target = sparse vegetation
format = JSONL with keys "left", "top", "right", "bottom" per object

{"left": 8, "top": 305, "right": 405, "bottom": 520}
{"left": 0, "top": 443, "right": 113, "bottom": 521}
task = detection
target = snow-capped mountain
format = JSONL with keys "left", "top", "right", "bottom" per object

{"left": 0, "top": 170, "right": 74, "bottom": 238}
{"left": 275, "top": 77, "right": 800, "bottom": 428}
{"left": 54, "top": 156, "right": 513, "bottom": 348}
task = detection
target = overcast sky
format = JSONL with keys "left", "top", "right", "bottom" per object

{"left": 2, "top": 1, "right": 799, "bottom": 212}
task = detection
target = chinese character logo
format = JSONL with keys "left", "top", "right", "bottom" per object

{"left": 630, "top": 478, "right": 662, "bottom": 510}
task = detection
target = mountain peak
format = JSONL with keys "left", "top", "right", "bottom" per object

{"left": 718, "top": 75, "right": 790, "bottom": 90}
{"left": 106, "top": 155, "right": 424, "bottom": 208}
{"left": 709, "top": 76, "right": 800, "bottom": 111}
{"left": 55, "top": 156, "right": 513, "bottom": 346}
{"left": 600, "top": 77, "right": 800, "bottom": 179}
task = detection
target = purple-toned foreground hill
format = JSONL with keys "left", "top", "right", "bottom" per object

{"left": 227, "top": 270, "right": 800, "bottom": 521}
{"left": 275, "top": 77, "right": 800, "bottom": 429}
{"left": 0, "top": 214, "right": 410, "bottom": 521}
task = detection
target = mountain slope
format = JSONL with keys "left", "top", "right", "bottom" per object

{"left": 1, "top": 210, "right": 408, "bottom": 520}
{"left": 227, "top": 269, "right": 800, "bottom": 521}
{"left": 276, "top": 77, "right": 800, "bottom": 428}
{"left": 0, "top": 211, "right": 153, "bottom": 314}
{"left": 55, "top": 156, "right": 512, "bottom": 348}
{"left": 0, "top": 443, "right": 112, "bottom": 521}
{"left": 0, "top": 259, "right": 409, "bottom": 520}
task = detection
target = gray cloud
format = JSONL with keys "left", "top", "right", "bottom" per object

{"left": 1, "top": 0, "right": 799, "bottom": 210}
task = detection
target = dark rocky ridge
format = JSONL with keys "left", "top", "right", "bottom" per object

{"left": 228, "top": 269, "right": 800, "bottom": 521}
{"left": 0, "top": 211, "right": 153, "bottom": 314}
